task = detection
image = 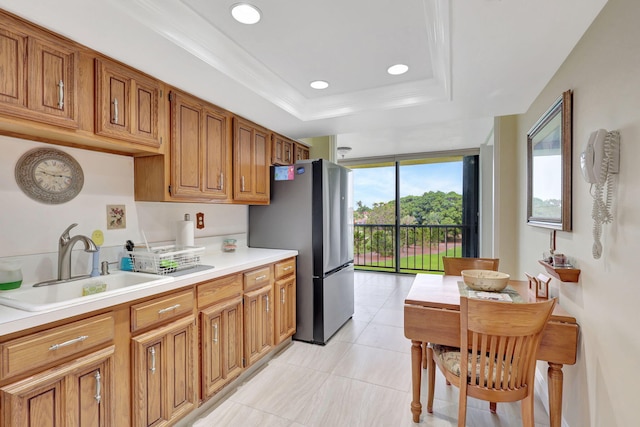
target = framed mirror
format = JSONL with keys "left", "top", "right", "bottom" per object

{"left": 527, "top": 90, "right": 572, "bottom": 231}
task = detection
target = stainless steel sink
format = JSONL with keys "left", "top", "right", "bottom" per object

{"left": 0, "top": 271, "right": 173, "bottom": 312}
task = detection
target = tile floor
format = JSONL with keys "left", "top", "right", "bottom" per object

{"left": 188, "top": 271, "right": 551, "bottom": 426}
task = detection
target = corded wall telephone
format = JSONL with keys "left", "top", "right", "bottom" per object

{"left": 580, "top": 129, "right": 620, "bottom": 259}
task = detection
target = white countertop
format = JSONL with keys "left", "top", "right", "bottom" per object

{"left": 0, "top": 246, "right": 297, "bottom": 336}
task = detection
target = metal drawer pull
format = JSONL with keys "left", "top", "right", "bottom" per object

{"left": 158, "top": 303, "right": 181, "bottom": 314}
{"left": 213, "top": 323, "right": 218, "bottom": 343}
{"left": 113, "top": 98, "right": 119, "bottom": 124}
{"left": 49, "top": 335, "right": 88, "bottom": 351}
{"left": 255, "top": 275, "right": 267, "bottom": 281}
{"left": 58, "top": 80, "right": 64, "bottom": 109}
{"left": 283, "top": 266, "right": 293, "bottom": 271}
{"left": 94, "top": 371, "right": 102, "bottom": 403}
{"left": 149, "top": 347, "right": 156, "bottom": 373}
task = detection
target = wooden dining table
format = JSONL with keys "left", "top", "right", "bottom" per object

{"left": 404, "top": 274, "right": 579, "bottom": 426}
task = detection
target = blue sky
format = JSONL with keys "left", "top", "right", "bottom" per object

{"left": 352, "top": 161, "right": 463, "bottom": 208}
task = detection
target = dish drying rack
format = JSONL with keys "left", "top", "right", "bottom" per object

{"left": 125, "top": 245, "right": 205, "bottom": 275}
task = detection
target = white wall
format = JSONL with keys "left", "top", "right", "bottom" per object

{"left": 0, "top": 135, "right": 247, "bottom": 284}
{"left": 512, "top": 0, "right": 638, "bottom": 425}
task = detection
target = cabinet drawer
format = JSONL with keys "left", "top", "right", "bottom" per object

{"left": 274, "top": 258, "right": 296, "bottom": 279}
{"left": 197, "top": 274, "right": 242, "bottom": 309}
{"left": 0, "top": 312, "right": 114, "bottom": 380}
{"left": 131, "top": 289, "right": 194, "bottom": 332}
{"left": 243, "top": 265, "right": 272, "bottom": 291}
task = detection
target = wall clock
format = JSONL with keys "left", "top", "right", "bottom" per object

{"left": 15, "top": 147, "right": 84, "bottom": 204}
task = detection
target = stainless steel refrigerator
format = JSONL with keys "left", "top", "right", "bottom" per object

{"left": 248, "top": 159, "right": 354, "bottom": 344}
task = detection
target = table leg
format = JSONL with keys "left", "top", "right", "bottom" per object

{"left": 411, "top": 340, "right": 423, "bottom": 423}
{"left": 547, "top": 362, "right": 564, "bottom": 427}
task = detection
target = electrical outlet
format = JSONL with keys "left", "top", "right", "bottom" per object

{"left": 196, "top": 212, "right": 205, "bottom": 229}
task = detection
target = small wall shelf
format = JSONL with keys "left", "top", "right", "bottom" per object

{"left": 538, "top": 260, "right": 580, "bottom": 282}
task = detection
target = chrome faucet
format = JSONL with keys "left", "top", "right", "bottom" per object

{"left": 58, "top": 223, "right": 98, "bottom": 281}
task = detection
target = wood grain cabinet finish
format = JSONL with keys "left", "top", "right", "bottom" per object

{"left": 131, "top": 315, "right": 197, "bottom": 427}
{"left": 295, "top": 143, "right": 310, "bottom": 161}
{"left": 169, "top": 90, "right": 232, "bottom": 201}
{"left": 243, "top": 284, "right": 274, "bottom": 367}
{"left": 130, "top": 289, "right": 194, "bottom": 333}
{"left": 200, "top": 296, "right": 243, "bottom": 398}
{"left": 0, "top": 345, "right": 115, "bottom": 427}
{"left": 233, "top": 116, "right": 271, "bottom": 204}
{"left": 95, "top": 57, "right": 161, "bottom": 148}
{"left": 272, "top": 134, "right": 294, "bottom": 165}
{"left": 0, "top": 13, "right": 79, "bottom": 129}
{"left": 274, "top": 257, "right": 296, "bottom": 344}
{"left": 0, "top": 312, "right": 114, "bottom": 380}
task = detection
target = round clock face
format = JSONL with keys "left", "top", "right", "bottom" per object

{"left": 15, "top": 148, "right": 84, "bottom": 204}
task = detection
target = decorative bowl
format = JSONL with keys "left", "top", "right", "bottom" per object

{"left": 461, "top": 269, "right": 510, "bottom": 292}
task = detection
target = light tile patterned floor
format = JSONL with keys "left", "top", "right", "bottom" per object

{"left": 189, "top": 271, "right": 551, "bottom": 427}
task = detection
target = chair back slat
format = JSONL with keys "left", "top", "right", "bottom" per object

{"left": 442, "top": 257, "right": 500, "bottom": 276}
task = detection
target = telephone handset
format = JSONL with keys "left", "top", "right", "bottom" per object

{"left": 580, "top": 129, "right": 620, "bottom": 259}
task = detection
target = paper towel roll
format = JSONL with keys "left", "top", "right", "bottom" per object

{"left": 176, "top": 215, "right": 194, "bottom": 247}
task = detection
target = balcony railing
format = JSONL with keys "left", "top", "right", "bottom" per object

{"left": 353, "top": 224, "right": 468, "bottom": 273}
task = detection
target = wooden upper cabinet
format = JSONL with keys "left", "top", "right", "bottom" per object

{"left": 272, "top": 134, "right": 293, "bottom": 165}
{"left": 0, "top": 14, "right": 79, "bottom": 128}
{"left": 233, "top": 116, "right": 271, "bottom": 204}
{"left": 295, "top": 143, "right": 310, "bottom": 161}
{"left": 95, "top": 58, "right": 161, "bottom": 148}
{"left": 169, "top": 90, "right": 232, "bottom": 201}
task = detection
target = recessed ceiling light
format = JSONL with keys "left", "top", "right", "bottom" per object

{"left": 310, "top": 80, "right": 329, "bottom": 90}
{"left": 387, "top": 64, "right": 409, "bottom": 75}
{"left": 231, "top": 3, "right": 261, "bottom": 25}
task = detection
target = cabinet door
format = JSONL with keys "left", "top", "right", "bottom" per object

{"left": 0, "top": 26, "right": 27, "bottom": 109}
{"left": 275, "top": 275, "right": 296, "bottom": 344}
{"left": 202, "top": 107, "right": 231, "bottom": 200}
{"left": 200, "top": 297, "right": 243, "bottom": 398}
{"left": 28, "top": 36, "right": 78, "bottom": 128}
{"left": 0, "top": 346, "right": 115, "bottom": 427}
{"left": 295, "top": 143, "right": 310, "bottom": 161}
{"left": 243, "top": 284, "right": 273, "bottom": 366}
{"left": 95, "top": 58, "right": 160, "bottom": 148}
{"left": 170, "top": 92, "right": 202, "bottom": 199}
{"left": 131, "top": 316, "right": 197, "bottom": 427}
{"left": 233, "top": 117, "right": 271, "bottom": 203}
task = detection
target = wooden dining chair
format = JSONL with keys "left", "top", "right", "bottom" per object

{"left": 426, "top": 296, "right": 557, "bottom": 427}
{"left": 442, "top": 256, "right": 500, "bottom": 276}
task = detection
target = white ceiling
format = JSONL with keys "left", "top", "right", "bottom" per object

{"left": 0, "top": 0, "right": 607, "bottom": 160}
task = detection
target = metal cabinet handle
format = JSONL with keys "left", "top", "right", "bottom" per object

{"left": 265, "top": 294, "right": 270, "bottom": 313}
{"left": 219, "top": 173, "right": 224, "bottom": 191}
{"left": 94, "top": 371, "right": 102, "bottom": 403}
{"left": 213, "top": 323, "right": 218, "bottom": 343}
{"left": 158, "top": 303, "right": 180, "bottom": 314}
{"left": 49, "top": 335, "right": 88, "bottom": 351}
{"left": 113, "top": 98, "right": 119, "bottom": 124}
{"left": 241, "top": 176, "right": 245, "bottom": 192}
{"left": 281, "top": 288, "right": 285, "bottom": 304}
{"left": 283, "top": 266, "right": 293, "bottom": 271}
{"left": 255, "top": 275, "right": 267, "bottom": 281}
{"left": 149, "top": 347, "right": 156, "bottom": 373}
{"left": 58, "top": 80, "right": 64, "bottom": 109}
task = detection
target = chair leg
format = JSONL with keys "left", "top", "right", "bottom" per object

{"left": 457, "top": 383, "right": 468, "bottom": 427}
{"left": 521, "top": 393, "right": 535, "bottom": 427}
{"left": 426, "top": 346, "right": 435, "bottom": 413}
{"left": 422, "top": 342, "right": 428, "bottom": 369}
{"left": 490, "top": 402, "right": 497, "bottom": 413}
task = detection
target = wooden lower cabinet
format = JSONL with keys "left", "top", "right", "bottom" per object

{"left": 131, "top": 315, "right": 198, "bottom": 427}
{"left": 274, "top": 275, "right": 296, "bottom": 344}
{"left": 243, "top": 284, "right": 274, "bottom": 366}
{"left": 0, "top": 345, "right": 115, "bottom": 427}
{"left": 200, "top": 296, "right": 243, "bottom": 398}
